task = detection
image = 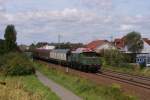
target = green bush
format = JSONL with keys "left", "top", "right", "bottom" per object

{"left": 0, "top": 55, "right": 6, "bottom": 71}
{"left": 139, "top": 62, "right": 146, "bottom": 69}
{"left": 0, "top": 52, "right": 35, "bottom": 76}
{"left": 102, "top": 49, "right": 131, "bottom": 68}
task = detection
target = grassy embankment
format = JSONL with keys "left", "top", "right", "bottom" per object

{"left": 35, "top": 61, "right": 138, "bottom": 100}
{"left": 0, "top": 75, "right": 60, "bottom": 100}
{"left": 0, "top": 52, "right": 59, "bottom": 100}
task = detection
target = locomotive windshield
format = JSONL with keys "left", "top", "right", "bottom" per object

{"left": 81, "top": 52, "right": 100, "bottom": 65}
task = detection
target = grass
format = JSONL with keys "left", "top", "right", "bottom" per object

{"left": 0, "top": 75, "right": 60, "bottom": 100}
{"left": 34, "top": 61, "right": 138, "bottom": 100}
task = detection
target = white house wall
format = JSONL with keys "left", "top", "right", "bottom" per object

{"left": 141, "top": 41, "right": 150, "bottom": 53}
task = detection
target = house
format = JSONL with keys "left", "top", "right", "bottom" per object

{"left": 136, "top": 53, "right": 150, "bottom": 67}
{"left": 141, "top": 38, "right": 150, "bottom": 53}
{"left": 136, "top": 38, "right": 150, "bottom": 67}
{"left": 114, "top": 37, "right": 126, "bottom": 52}
{"left": 73, "top": 48, "right": 93, "bottom": 53}
{"left": 114, "top": 37, "right": 150, "bottom": 53}
{"left": 86, "top": 40, "right": 116, "bottom": 53}
{"left": 19, "top": 44, "right": 30, "bottom": 51}
{"left": 114, "top": 37, "right": 150, "bottom": 67}
{"left": 38, "top": 44, "right": 55, "bottom": 50}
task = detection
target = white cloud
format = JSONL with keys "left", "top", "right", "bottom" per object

{"left": 0, "top": 0, "right": 150, "bottom": 44}
{"left": 81, "top": 0, "right": 112, "bottom": 10}
{"left": 1, "top": 8, "right": 108, "bottom": 25}
{"left": 120, "top": 24, "right": 134, "bottom": 31}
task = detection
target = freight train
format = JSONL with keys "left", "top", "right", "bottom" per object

{"left": 33, "top": 49, "right": 101, "bottom": 73}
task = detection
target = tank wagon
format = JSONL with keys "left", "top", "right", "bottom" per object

{"left": 33, "top": 49, "right": 101, "bottom": 72}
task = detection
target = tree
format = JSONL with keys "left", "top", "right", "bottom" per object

{"left": 0, "top": 39, "right": 5, "bottom": 54}
{"left": 125, "top": 31, "right": 143, "bottom": 53}
{"left": 4, "top": 25, "right": 17, "bottom": 52}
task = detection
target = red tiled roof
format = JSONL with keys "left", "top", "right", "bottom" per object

{"left": 114, "top": 37, "right": 150, "bottom": 49}
{"left": 114, "top": 37, "right": 125, "bottom": 49}
{"left": 86, "top": 40, "right": 109, "bottom": 50}
{"left": 143, "top": 38, "right": 150, "bottom": 45}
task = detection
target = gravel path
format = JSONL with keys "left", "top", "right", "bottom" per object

{"left": 36, "top": 71, "right": 82, "bottom": 100}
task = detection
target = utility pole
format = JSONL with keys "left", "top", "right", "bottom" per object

{"left": 110, "top": 34, "right": 113, "bottom": 43}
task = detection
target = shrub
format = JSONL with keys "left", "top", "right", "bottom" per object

{"left": 0, "top": 55, "right": 7, "bottom": 71}
{"left": 1, "top": 52, "right": 35, "bottom": 76}
{"left": 139, "top": 62, "right": 146, "bottom": 69}
{"left": 102, "top": 49, "right": 131, "bottom": 68}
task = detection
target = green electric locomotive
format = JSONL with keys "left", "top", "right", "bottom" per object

{"left": 68, "top": 51, "right": 101, "bottom": 72}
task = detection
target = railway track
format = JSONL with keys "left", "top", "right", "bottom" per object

{"left": 97, "top": 70, "right": 150, "bottom": 90}
{"left": 103, "top": 69, "right": 150, "bottom": 81}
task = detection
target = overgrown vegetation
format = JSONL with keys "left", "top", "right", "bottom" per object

{"left": 35, "top": 62, "right": 137, "bottom": 100}
{"left": 0, "top": 75, "right": 59, "bottom": 100}
{"left": 102, "top": 49, "right": 131, "bottom": 68}
{"left": 0, "top": 52, "right": 35, "bottom": 76}
{"left": 101, "top": 49, "right": 150, "bottom": 76}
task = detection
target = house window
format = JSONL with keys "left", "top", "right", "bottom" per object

{"left": 147, "top": 57, "right": 150, "bottom": 64}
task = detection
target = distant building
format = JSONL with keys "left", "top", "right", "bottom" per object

{"left": 73, "top": 48, "right": 93, "bottom": 53}
{"left": 141, "top": 38, "right": 150, "bottom": 53}
{"left": 19, "top": 44, "right": 29, "bottom": 51}
{"left": 86, "top": 40, "right": 116, "bottom": 53}
{"left": 114, "top": 37, "right": 126, "bottom": 52}
{"left": 38, "top": 44, "right": 55, "bottom": 50}
{"left": 114, "top": 37, "right": 150, "bottom": 67}
{"left": 136, "top": 53, "right": 150, "bottom": 67}
{"left": 114, "top": 37, "right": 150, "bottom": 53}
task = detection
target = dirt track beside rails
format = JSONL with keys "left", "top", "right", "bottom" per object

{"left": 37, "top": 60, "right": 150, "bottom": 100}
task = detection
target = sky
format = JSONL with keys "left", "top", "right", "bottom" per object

{"left": 0, "top": 0, "right": 150, "bottom": 45}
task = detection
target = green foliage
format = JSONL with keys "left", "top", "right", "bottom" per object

{"left": 139, "top": 62, "right": 146, "bottom": 69}
{"left": 0, "top": 39, "right": 5, "bottom": 55}
{"left": 125, "top": 31, "right": 143, "bottom": 53}
{"left": 4, "top": 25, "right": 17, "bottom": 52}
{"left": 141, "top": 68, "right": 150, "bottom": 76}
{"left": 0, "top": 52, "right": 35, "bottom": 76}
{"left": 35, "top": 62, "right": 137, "bottom": 100}
{"left": 102, "top": 49, "right": 131, "bottom": 67}
{"left": 29, "top": 43, "right": 36, "bottom": 51}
